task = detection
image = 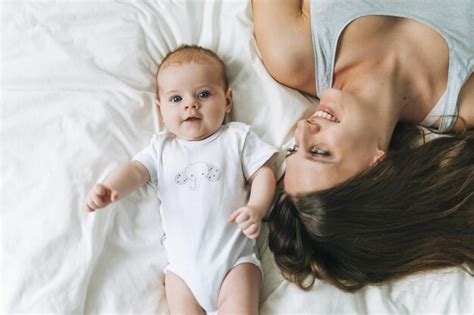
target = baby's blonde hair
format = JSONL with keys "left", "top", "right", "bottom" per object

{"left": 156, "top": 45, "right": 228, "bottom": 98}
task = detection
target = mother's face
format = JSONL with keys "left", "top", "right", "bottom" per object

{"left": 284, "top": 89, "right": 385, "bottom": 195}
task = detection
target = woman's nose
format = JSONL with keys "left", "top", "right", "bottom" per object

{"left": 294, "top": 119, "right": 320, "bottom": 146}
{"left": 298, "top": 118, "right": 321, "bottom": 133}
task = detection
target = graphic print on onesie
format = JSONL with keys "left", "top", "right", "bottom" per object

{"left": 175, "top": 162, "right": 222, "bottom": 190}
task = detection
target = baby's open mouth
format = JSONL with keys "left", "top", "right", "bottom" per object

{"left": 184, "top": 117, "right": 201, "bottom": 122}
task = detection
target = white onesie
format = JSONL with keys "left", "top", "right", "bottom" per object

{"left": 133, "top": 122, "right": 277, "bottom": 312}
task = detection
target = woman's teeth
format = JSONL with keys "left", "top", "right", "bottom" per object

{"left": 313, "top": 110, "right": 339, "bottom": 122}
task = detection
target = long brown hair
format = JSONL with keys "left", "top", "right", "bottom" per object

{"left": 268, "top": 127, "right": 474, "bottom": 292}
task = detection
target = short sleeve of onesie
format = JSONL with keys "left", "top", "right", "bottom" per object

{"left": 241, "top": 127, "right": 278, "bottom": 181}
{"left": 132, "top": 132, "right": 167, "bottom": 188}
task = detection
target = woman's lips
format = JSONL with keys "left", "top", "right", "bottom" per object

{"left": 311, "top": 105, "right": 340, "bottom": 122}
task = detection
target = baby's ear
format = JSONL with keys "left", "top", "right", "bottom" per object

{"left": 225, "top": 88, "right": 232, "bottom": 113}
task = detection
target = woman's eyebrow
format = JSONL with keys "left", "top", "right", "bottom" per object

{"left": 301, "top": 153, "right": 334, "bottom": 164}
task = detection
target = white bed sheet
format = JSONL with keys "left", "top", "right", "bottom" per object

{"left": 2, "top": 0, "right": 473, "bottom": 313}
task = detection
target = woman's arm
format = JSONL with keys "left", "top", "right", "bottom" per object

{"left": 456, "top": 74, "right": 474, "bottom": 132}
{"left": 252, "top": 0, "right": 317, "bottom": 96}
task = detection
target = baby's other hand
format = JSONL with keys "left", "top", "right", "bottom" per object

{"left": 228, "top": 206, "right": 263, "bottom": 239}
{"left": 84, "top": 183, "right": 118, "bottom": 212}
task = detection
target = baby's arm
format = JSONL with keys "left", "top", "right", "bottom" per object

{"left": 84, "top": 161, "right": 150, "bottom": 212}
{"left": 228, "top": 162, "right": 276, "bottom": 239}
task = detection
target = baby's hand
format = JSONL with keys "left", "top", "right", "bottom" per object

{"left": 228, "top": 206, "right": 263, "bottom": 239}
{"left": 84, "top": 183, "right": 118, "bottom": 212}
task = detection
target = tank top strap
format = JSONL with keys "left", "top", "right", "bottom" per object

{"left": 420, "top": 91, "right": 447, "bottom": 128}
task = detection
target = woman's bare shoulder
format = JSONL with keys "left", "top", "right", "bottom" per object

{"left": 456, "top": 74, "right": 474, "bottom": 131}
{"left": 252, "top": 0, "right": 317, "bottom": 96}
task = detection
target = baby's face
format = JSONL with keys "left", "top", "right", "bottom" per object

{"left": 156, "top": 62, "right": 232, "bottom": 141}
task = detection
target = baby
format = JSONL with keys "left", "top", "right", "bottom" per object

{"left": 84, "top": 45, "right": 277, "bottom": 314}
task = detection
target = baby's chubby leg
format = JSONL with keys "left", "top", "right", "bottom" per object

{"left": 217, "top": 263, "right": 261, "bottom": 314}
{"left": 165, "top": 271, "right": 205, "bottom": 315}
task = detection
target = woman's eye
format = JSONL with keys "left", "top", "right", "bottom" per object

{"left": 286, "top": 145, "right": 297, "bottom": 156}
{"left": 170, "top": 95, "right": 182, "bottom": 103}
{"left": 197, "top": 90, "right": 211, "bottom": 99}
{"left": 310, "top": 146, "right": 330, "bottom": 157}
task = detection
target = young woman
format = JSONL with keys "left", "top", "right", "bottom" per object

{"left": 253, "top": 0, "right": 474, "bottom": 291}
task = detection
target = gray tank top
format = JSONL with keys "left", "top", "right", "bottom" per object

{"left": 310, "top": 0, "right": 474, "bottom": 132}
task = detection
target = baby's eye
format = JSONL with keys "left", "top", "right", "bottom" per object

{"left": 170, "top": 95, "right": 182, "bottom": 103}
{"left": 197, "top": 90, "right": 211, "bottom": 99}
{"left": 310, "top": 146, "right": 330, "bottom": 157}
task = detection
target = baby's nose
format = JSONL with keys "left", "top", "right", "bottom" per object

{"left": 185, "top": 99, "right": 199, "bottom": 109}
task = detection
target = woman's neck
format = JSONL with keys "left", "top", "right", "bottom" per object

{"left": 333, "top": 45, "right": 445, "bottom": 149}
{"left": 332, "top": 61, "right": 403, "bottom": 151}
{"left": 332, "top": 15, "right": 449, "bottom": 137}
